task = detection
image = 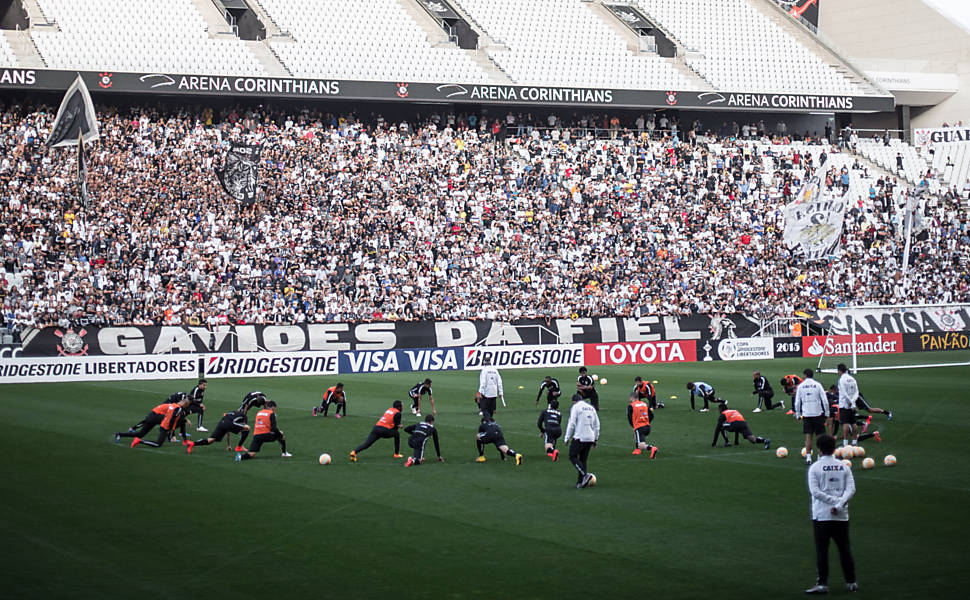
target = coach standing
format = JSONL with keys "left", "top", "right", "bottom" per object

{"left": 805, "top": 434, "right": 858, "bottom": 594}
{"left": 564, "top": 393, "right": 600, "bottom": 489}
{"left": 795, "top": 368, "right": 829, "bottom": 464}
{"left": 478, "top": 356, "right": 504, "bottom": 419}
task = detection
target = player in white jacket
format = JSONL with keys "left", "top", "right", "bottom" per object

{"left": 795, "top": 369, "right": 829, "bottom": 464}
{"left": 805, "top": 434, "right": 858, "bottom": 594}
{"left": 478, "top": 356, "right": 504, "bottom": 420}
{"left": 564, "top": 393, "right": 600, "bottom": 489}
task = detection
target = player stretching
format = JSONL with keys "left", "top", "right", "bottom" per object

{"left": 686, "top": 381, "right": 719, "bottom": 412}
{"left": 404, "top": 415, "right": 443, "bottom": 467}
{"left": 476, "top": 417, "right": 522, "bottom": 465}
{"left": 781, "top": 374, "right": 803, "bottom": 415}
{"left": 187, "top": 379, "right": 208, "bottom": 432}
{"left": 712, "top": 404, "right": 770, "bottom": 449}
{"left": 409, "top": 379, "right": 435, "bottom": 417}
{"left": 856, "top": 393, "right": 893, "bottom": 432}
{"left": 836, "top": 364, "right": 882, "bottom": 446}
{"left": 751, "top": 371, "right": 784, "bottom": 412}
{"left": 115, "top": 392, "right": 186, "bottom": 444}
{"left": 314, "top": 382, "right": 347, "bottom": 418}
{"left": 130, "top": 395, "right": 191, "bottom": 449}
{"left": 628, "top": 392, "right": 659, "bottom": 458}
{"left": 537, "top": 398, "right": 563, "bottom": 461}
{"left": 634, "top": 376, "right": 662, "bottom": 409}
{"left": 536, "top": 375, "right": 562, "bottom": 408}
{"left": 186, "top": 403, "right": 254, "bottom": 454}
{"left": 236, "top": 401, "right": 291, "bottom": 460}
{"left": 350, "top": 401, "right": 404, "bottom": 461}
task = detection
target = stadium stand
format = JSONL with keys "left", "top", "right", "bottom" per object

{"left": 260, "top": 0, "right": 489, "bottom": 82}
{"left": 1, "top": 102, "right": 966, "bottom": 331}
{"left": 634, "top": 0, "right": 866, "bottom": 94}
{"left": 854, "top": 137, "right": 930, "bottom": 186}
{"left": 0, "top": 34, "right": 17, "bottom": 68}
{"left": 453, "top": 0, "right": 696, "bottom": 89}
{"left": 30, "top": 0, "right": 266, "bottom": 75}
{"left": 928, "top": 143, "right": 970, "bottom": 193}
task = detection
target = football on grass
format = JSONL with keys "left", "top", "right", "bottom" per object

{"left": 587, "top": 473, "right": 597, "bottom": 486}
{"left": 318, "top": 453, "right": 332, "bottom": 465}
{"left": 776, "top": 447, "right": 789, "bottom": 458}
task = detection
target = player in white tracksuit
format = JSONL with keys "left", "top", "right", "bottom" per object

{"left": 478, "top": 359, "right": 504, "bottom": 420}
{"left": 564, "top": 393, "right": 600, "bottom": 489}
{"left": 805, "top": 434, "right": 858, "bottom": 594}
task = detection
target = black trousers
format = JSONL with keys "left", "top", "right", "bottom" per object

{"left": 569, "top": 439, "right": 594, "bottom": 483}
{"left": 756, "top": 390, "right": 782, "bottom": 410}
{"left": 355, "top": 427, "right": 400, "bottom": 454}
{"left": 409, "top": 436, "right": 429, "bottom": 461}
{"left": 480, "top": 396, "right": 497, "bottom": 419}
{"left": 119, "top": 413, "right": 164, "bottom": 437}
{"left": 813, "top": 520, "right": 856, "bottom": 586}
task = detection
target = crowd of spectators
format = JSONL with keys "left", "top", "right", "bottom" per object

{"left": 1, "top": 101, "right": 967, "bottom": 332}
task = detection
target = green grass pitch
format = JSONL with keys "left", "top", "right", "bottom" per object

{"left": 2, "top": 354, "right": 968, "bottom": 598}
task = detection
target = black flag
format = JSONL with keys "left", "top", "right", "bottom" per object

{"left": 77, "top": 131, "right": 89, "bottom": 208}
{"left": 216, "top": 142, "right": 262, "bottom": 204}
{"left": 46, "top": 75, "right": 100, "bottom": 148}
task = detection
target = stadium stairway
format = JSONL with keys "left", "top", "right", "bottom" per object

{"left": 188, "top": 0, "right": 237, "bottom": 38}
{"left": 398, "top": 0, "right": 451, "bottom": 46}
{"left": 2, "top": 30, "right": 45, "bottom": 67}
{"left": 245, "top": 0, "right": 287, "bottom": 39}
{"left": 753, "top": 0, "right": 884, "bottom": 96}
{"left": 590, "top": 0, "right": 713, "bottom": 91}
{"left": 244, "top": 38, "right": 290, "bottom": 76}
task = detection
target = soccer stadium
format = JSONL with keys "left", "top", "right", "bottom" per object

{"left": 1, "top": 0, "right": 969, "bottom": 596}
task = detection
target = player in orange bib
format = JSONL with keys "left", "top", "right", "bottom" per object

{"left": 115, "top": 392, "right": 187, "bottom": 445}
{"left": 350, "top": 401, "right": 403, "bottom": 462}
{"left": 236, "top": 401, "right": 291, "bottom": 460}
{"left": 127, "top": 395, "right": 191, "bottom": 449}
{"left": 634, "top": 376, "right": 663, "bottom": 409}
{"left": 627, "top": 392, "right": 659, "bottom": 458}
{"left": 313, "top": 382, "right": 347, "bottom": 418}
{"left": 713, "top": 403, "right": 770, "bottom": 449}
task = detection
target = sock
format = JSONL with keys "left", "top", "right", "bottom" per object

{"left": 858, "top": 432, "right": 875, "bottom": 442}
{"left": 477, "top": 441, "right": 485, "bottom": 456}
{"left": 194, "top": 439, "right": 211, "bottom": 446}
{"left": 240, "top": 453, "right": 254, "bottom": 460}
{"left": 506, "top": 448, "right": 517, "bottom": 457}
{"left": 197, "top": 414, "right": 203, "bottom": 428}
{"left": 754, "top": 437, "right": 765, "bottom": 444}
{"left": 546, "top": 447, "right": 554, "bottom": 455}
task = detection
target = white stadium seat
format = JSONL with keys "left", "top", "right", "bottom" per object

{"left": 31, "top": 0, "right": 266, "bottom": 76}
{"left": 260, "top": 0, "right": 489, "bottom": 83}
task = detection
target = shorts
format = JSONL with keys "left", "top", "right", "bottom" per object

{"left": 249, "top": 432, "right": 281, "bottom": 453}
{"left": 727, "top": 421, "right": 753, "bottom": 438}
{"left": 211, "top": 417, "right": 244, "bottom": 441}
{"left": 634, "top": 425, "right": 651, "bottom": 444}
{"left": 479, "top": 432, "right": 507, "bottom": 448}
{"left": 803, "top": 415, "right": 827, "bottom": 435}
{"left": 543, "top": 427, "right": 562, "bottom": 444}
{"left": 855, "top": 395, "right": 872, "bottom": 412}
{"left": 186, "top": 403, "right": 204, "bottom": 415}
{"left": 838, "top": 408, "right": 857, "bottom": 426}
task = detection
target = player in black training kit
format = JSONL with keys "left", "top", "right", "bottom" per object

{"left": 404, "top": 415, "right": 443, "bottom": 467}
{"left": 409, "top": 379, "right": 434, "bottom": 417}
{"left": 537, "top": 398, "right": 563, "bottom": 461}
{"left": 577, "top": 367, "right": 599, "bottom": 410}
{"left": 536, "top": 375, "right": 562, "bottom": 408}
{"left": 751, "top": 371, "right": 784, "bottom": 412}
{"left": 240, "top": 390, "right": 267, "bottom": 411}
{"left": 476, "top": 418, "right": 523, "bottom": 465}
{"left": 186, "top": 379, "right": 208, "bottom": 432}
{"left": 185, "top": 403, "right": 254, "bottom": 454}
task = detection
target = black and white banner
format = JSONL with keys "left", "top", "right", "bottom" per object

{"left": 912, "top": 126, "right": 970, "bottom": 147}
{"left": 783, "top": 182, "right": 847, "bottom": 260}
{"left": 46, "top": 74, "right": 100, "bottom": 148}
{"left": 216, "top": 142, "right": 261, "bottom": 204}
{"left": 20, "top": 315, "right": 760, "bottom": 357}
{"left": 815, "top": 306, "right": 970, "bottom": 335}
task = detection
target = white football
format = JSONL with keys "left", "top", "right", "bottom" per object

{"left": 862, "top": 457, "right": 875, "bottom": 469}
{"left": 600, "top": 378, "right": 608, "bottom": 385}
{"left": 884, "top": 454, "right": 897, "bottom": 467}
{"left": 587, "top": 473, "right": 597, "bottom": 486}
{"left": 592, "top": 374, "right": 599, "bottom": 381}
{"left": 318, "top": 453, "right": 332, "bottom": 465}
{"left": 841, "top": 459, "right": 852, "bottom": 469}
{"left": 776, "top": 447, "right": 789, "bottom": 458}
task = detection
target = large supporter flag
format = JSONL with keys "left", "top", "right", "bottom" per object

{"left": 215, "top": 142, "right": 262, "bottom": 204}
{"left": 783, "top": 177, "right": 847, "bottom": 260}
{"left": 45, "top": 75, "right": 100, "bottom": 148}
{"left": 77, "top": 131, "right": 89, "bottom": 208}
